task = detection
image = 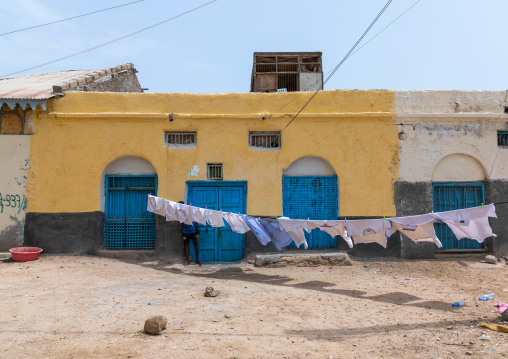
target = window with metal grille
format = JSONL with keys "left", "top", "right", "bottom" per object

{"left": 207, "top": 163, "right": 223, "bottom": 180}
{"left": 164, "top": 131, "right": 197, "bottom": 148}
{"left": 249, "top": 131, "right": 281, "bottom": 150}
{"left": 498, "top": 131, "right": 508, "bottom": 146}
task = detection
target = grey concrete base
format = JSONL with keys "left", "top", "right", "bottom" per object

{"left": 155, "top": 216, "right": 185, "bottom": 260}
{"left": 24, "top": 212, "right": 104, "bottom": 255}
{"left": 244, "top": 230, "right": 280, "bottom": 259}
{"left": 394, "top": 181, "right": 437, "bottom": 259}
{"left": 400, "top": 234, "right": 436, "bottom": 260}
{"left": 485, "top": 180, "right": 508, "bottom": 257}
{"left": 97, "top": 250, "right": 157, "bottom": 261}
{"left": 254, "top": 252, "right": 350, "bottom": 267}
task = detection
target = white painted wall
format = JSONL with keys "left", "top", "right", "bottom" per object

{"left": 99, "top": 156, "right": 157, "bottom": 212}
{"left": 395, "top": 90, "right": 508, "bottom": 182}
{"left": 0, "top": 136, "right": 30, "bottom": 249}
{"left": 299, "top": 73, "right": 322, "bottom": 91}
{"left": 283, "top": 156, "right": 336, "bottom": 176}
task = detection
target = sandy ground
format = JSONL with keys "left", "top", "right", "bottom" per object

{"left": 1, "top": 254, "right": 508, "bottom": 359}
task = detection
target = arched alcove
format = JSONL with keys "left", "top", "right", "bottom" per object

{"left": 432, "top": 154, "right": 486, "bottom": 182}
{"left": 100, "top": 156, "right": 157, "bottom": 212}
{"left": 282, "top": 156, "right": 339, "bottom": 249}
{"left": 283, "top": 156, "right": 336, "bottom": 176}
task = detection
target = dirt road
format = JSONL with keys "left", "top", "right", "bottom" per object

{"left": 1, "top": 254, "right": 507, "bottom": 358}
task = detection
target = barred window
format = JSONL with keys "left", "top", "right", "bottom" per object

{"left": 164, "top": 131, "right": 196, "bottom": 148}
{"left": 207, "top": 163, "right": 223, "bottom": 180}
{"left": 249, "top": 131, "right": 281, "bottom": 150}
{"left": 498, "top": 131, "right": 508, "bottom": 147}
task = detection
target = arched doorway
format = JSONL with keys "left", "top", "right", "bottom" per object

{"left": 282, "top": 156, "right": 338, "bottom": 249}
{"left": 432, "top": 154, "right": 486, "bottom": 251}
{"left": 102, "top": 156, "right": 157, "bottom": 250}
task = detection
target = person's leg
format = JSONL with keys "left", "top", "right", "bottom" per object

{"left": 183, "top": 238, "right": 191, "bottom": 265}
{"left": 192, "top": 236, "right": 201, "bottom": 265}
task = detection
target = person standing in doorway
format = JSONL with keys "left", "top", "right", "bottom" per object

{"left": 179, "top": 201, "right": 201, "bottom": 265}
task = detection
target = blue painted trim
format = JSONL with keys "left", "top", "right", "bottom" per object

{"left": 187, "top": 180, "right": 247, "bottom": 187}
{"left": 432, "top": 182, "right": 485, "bottom": 200}
{"left": 187, "top": 181, "right": 247, "bottom": 213}
{"left": 106, "top": 175, "right": 156, "bottom": 178}
{"left": 1, "top": 98, "right": 46, "bottom": 110}
{"left": 498, "top": 131, "right": 508, "bottom": 135}
{"left": 105, "top": 174, "right": 158, "bottom": 221}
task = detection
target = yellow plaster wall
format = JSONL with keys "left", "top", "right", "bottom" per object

{"left": 27, "top": 90, "right": 399, "bottom": 216}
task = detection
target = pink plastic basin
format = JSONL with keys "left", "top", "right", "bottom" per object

{"left": 9, "top": 247, "right": 43, "bottom": 262}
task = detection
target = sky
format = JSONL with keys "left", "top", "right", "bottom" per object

{"left": 1, "top": 0, "right": 507, "bottom": 93}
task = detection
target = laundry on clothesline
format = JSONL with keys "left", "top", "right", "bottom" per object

{"left": 146, "top": 195, "right": 497, "bottom": 251}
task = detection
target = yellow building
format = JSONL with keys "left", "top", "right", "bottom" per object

{"left": 22, "top": 87, "right": 399, "bottom": 261}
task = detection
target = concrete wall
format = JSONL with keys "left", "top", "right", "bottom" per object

{"left": 68, "top": 68, "right": 143, "bottom": 93}
{"left": 27, "top": 90, "right": 399, "bottom": 217}
{"left": 0, "top": 136, "right": 30, "bottom": 250}
{"left": 395, "top": 90, "right": 508, "bottom": 258}
{"left": 299, "top": 73, "right": 322, "bottom": 91}
{"left": 0, "top": 105, "right": 33, "bottom": 250}
{"left": 23, "top": 90, "right": 399, "bottom": 256}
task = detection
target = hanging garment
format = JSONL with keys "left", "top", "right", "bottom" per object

{"left": 164, "top": 200, "right": 178, "bottom": 221}
{"left": 430, "top": 204, "right": 497, "bottom": 243}
{"left": 222, "top": 212, "right": 250, "bottom": 234}
{"left": 147, "top": 195, "right": 157, "bottom": 214}
{"left": 308, "top": 220, "right": 354, "bottom": 249}
{"left": 206, "top": 209, "right": 225, "bottom": 227}
{"left": 277, "top": 219, "right": 315, "bottom": 249}
{"left": 176, "top": 202, "right": 194, "bottom": 225}
{"left": 244, "top": 216, "right": 272, "bottom": 246}
{"left": 149, "top": 196, "right": 166, "bottom": 216}
{"left": 309, "top": 220, "right": 344, "bottom": 237}
{"left": 387, "top": 214, "right": 442, "bottom": 248}
{"left": 190, "top": 206, "right": 208, "bottom": 225}
{"left": 259, "top": 218, "right": 294, "bottom": 251}
{"left": 346, "top": 219, "right": 391, "bottom": 248}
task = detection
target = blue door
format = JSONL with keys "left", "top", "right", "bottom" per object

{"left": 282, "top": 176, "right": 338, "bottom": 249}
{"left": 433, "top": 182, "right": 485, "bottom": 250}
{"left": 104, "top": 175, "right": 157, "bottom": 250}
{"left": 187, "top": 181, "right": 246, "bottom": 262}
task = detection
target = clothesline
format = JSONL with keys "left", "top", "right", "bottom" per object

{"left": 146, "top": 195, "right": 497, "bottom": 251}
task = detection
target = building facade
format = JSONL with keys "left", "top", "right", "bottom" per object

{"left": 0, "top": 64, "right": 142, "bottom": 250}
{"left": 2, "top": 77, "right": 507, "bottom": 260}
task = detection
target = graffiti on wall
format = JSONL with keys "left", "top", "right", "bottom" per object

{"left": 0, "top": 193, "right": 27, "bottom": 214}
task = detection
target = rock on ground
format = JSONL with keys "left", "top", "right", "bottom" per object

{"left": 144, "top": 315, "right": 167, "bottom": 335}
{"left": 485, "top": 255, "right": 497, "bottom": 264}
{"left": 204, "top": 287, "right": 218, "bottom": 297}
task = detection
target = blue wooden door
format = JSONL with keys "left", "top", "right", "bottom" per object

{"left": 433, "top": 182, "right": 485, "bottom": 250}
{"left": 187, "top": 182, "right": 246, "bottom": 262}
{"left": 104, "top": 175, "right": 157, "bottom": 250}
{"left": 282, "top": 176, "right": 338, "bottom": 249}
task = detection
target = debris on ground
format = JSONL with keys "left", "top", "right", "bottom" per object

{"left": 477, "top": 323, "right": 508, "bottom": 333}
{"left": 143, "top": 315, "right": 167, "bottom": 335}
{"left": 204, "top": 287, "right": 218, "bottom": 297}
{"left": 485, "top": 255, "right": 498, "bottom": 264}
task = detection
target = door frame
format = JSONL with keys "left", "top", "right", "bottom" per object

{"left": 432, "top": 181, "right": 486, "bottom": 251}
{"left": 187, "top": 181, "right": 247, "bottom": 262}
{"left": 187, "top": 181, "right": 247, "bottom": 211}
{"left": 104, "top": 174, "right": 157, "bottom": 250}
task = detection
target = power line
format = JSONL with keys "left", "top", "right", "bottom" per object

{"left": 268, "top": 0, "right": 421, "bottom": 122}
{"left": 274, "top": 0, "right": 423, "bottom": 132}
{"left": 281, "top": 0, "right": 393, "bottom": 132}
{"left": 0, "top": 0, "right": 145, "bottom": 37}
{"left": 1, "top": 0, "right": 218, "bottom": 78}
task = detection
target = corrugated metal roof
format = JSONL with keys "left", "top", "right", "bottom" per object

{"left": 0, "top": 64, "right": 133, "bottom": 100}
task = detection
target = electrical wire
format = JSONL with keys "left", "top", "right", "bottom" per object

{"left": 266, "top": 0, "right": 422, "bottom": 122}
{"left": 1, "top": 0, "right": 218, "bottom": 78}
{"left": 0, "top": 0, "right": 145, "bottom": 37}
{"left": 281, "top": 0, "right": 393, "bottom": 132}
